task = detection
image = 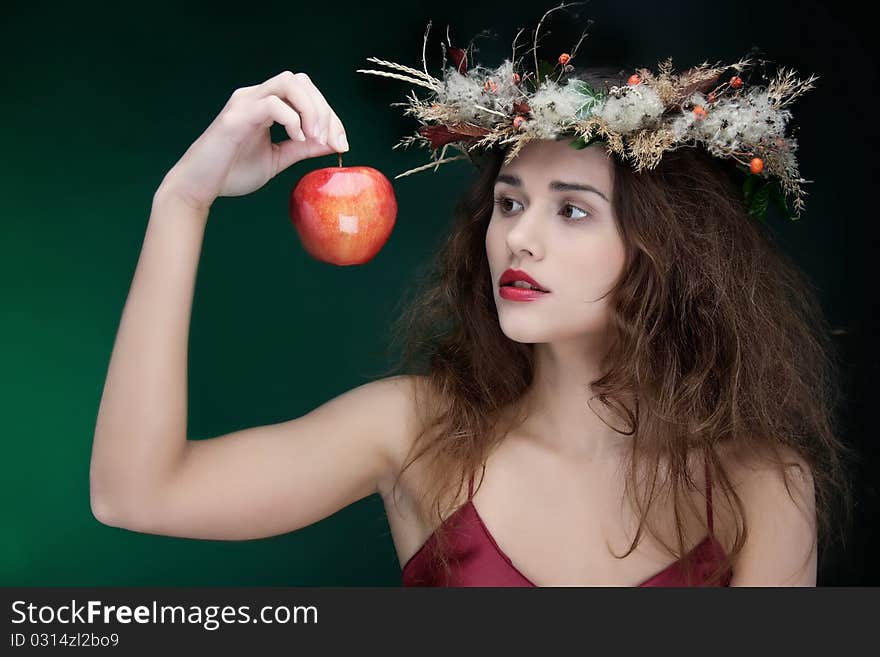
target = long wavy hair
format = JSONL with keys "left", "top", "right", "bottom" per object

{"left": 375, "top": 65, "right": 858, "bottom": 586}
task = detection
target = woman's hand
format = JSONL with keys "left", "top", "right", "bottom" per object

{"left": 156, "top": 70, "right": 349, "bottom": 212}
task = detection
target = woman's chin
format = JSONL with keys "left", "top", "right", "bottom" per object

{"left": 498, "top": 322, "right": 547, "bottom": 345}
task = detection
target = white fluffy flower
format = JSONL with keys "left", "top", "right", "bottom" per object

{"left": 527, "top": 79, "right": 588, "bottom": 138}
{"left": 438, "top": 68, "right": 487, "bottom": 122}
{"left": 437, "top": 59, "right": 525, "bottom": 125}
{"left": 595, "top": 85, "right": 665, "bottom": 133}
{"left": 671, "top": 112, "right": 695, "bottom": 142}
{"left": 669, "top": 93, "right": 709, "bottom": 142}
{"left": 692, "top": 88, "right": 793, "bottom": 152}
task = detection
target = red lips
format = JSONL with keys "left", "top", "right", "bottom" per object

{"left": 499, "top": 268, "right": 550, "bottom": 292}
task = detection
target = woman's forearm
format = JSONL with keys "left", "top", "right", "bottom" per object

{"left": 90, "top": 186, "right": 210, "bottom": 524}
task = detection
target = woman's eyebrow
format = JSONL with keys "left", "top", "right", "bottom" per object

{"left": 494, "top": 173, "right": 609, "bottom": 203}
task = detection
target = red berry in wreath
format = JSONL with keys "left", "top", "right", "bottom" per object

{"left": 730, "top": 76, "right": 743, "bottom": 89}
{"left": 693, "top": 105, "right": 707, "bottom": 119}
{"left": 513, "top": 115, "right": 526, "bottom": 130}
{"left": 628, "top": 74, "right": 641, "bottom": 86}
{"left": 750, "top": 157, "right": 764, "bottom": 174}
{"left": 558, "top": 53, "right": 571, "bottom": 66}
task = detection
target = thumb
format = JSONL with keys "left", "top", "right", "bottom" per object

{"left": 275, "top": 137, "right": 338, "bottom": 173}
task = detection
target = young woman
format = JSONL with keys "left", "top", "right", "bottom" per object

{"left": 89, "top": 66, "right": 855, "bottom": 587}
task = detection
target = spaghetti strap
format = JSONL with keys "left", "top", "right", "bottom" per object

{"left": 405, "top": 460, "right": 732, "bottom": 587}
{"left": 704, "top": 458, "right": 715, "bottom": 536}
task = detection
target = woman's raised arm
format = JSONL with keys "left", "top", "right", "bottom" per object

{"left": 89, "top": 71, "right": 418, "bottom": 541}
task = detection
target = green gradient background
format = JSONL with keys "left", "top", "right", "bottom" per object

{"left": 1, "top": 0, "right": 869, "bottom": 585}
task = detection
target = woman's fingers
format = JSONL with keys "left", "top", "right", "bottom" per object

{"left": 230, "top": 69, "right": 348, "bottom": 153}
{"left": 250, "top": 71, "right": 323, "bottom": 142}
{"left": 298, "top": 75, "right": 348, "bottom": 151}
{"left": 264, "top": 95, "right": 307, "bottom": 142}
{"left": 322, "top": 109, "right": 347, "bottom": 151}
{"left": 274, "top": 131, "right": 338, "bottom": 173}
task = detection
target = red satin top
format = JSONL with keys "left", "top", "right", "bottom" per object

{"left": 402, "top": 460, "right": 732, "bottom": 587}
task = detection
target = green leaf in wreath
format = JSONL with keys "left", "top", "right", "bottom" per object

{"left": 569, "top": 80, "right": 605, "bottom": 119}
{"left": 524, "top": 60, "right": 559, "bottom": 92}
{"left": 747, "top": 183, "right": 771, "bottom": 223}
{"left": 538, "top": 59, "right": 556, "bottom": 81}
{"left": 571, "top": 79, "right": 600, "bottom": 96}
{"left": 569, "top": 135, "right": 588, "bottom": 150}
{"left": 568, "top": 134, "right": 605, "bottom": 151}
{"left": 743, "top": 175, "right": 759, "bottom": 204}
{"left": 768, "top": 181, "right": 795, "bottom": 221}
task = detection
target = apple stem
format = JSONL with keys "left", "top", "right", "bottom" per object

{"left": 338, "top": 153, "right": 342, "bottom": 168}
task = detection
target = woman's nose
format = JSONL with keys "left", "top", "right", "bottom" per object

{"left": 505, "top": 211, "right": 543, "bottom": 258}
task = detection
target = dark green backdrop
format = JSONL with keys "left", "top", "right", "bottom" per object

{"left": 2, "top": 0, "right": 872, "bottom": 585}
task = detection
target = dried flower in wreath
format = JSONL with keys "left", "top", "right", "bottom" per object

{"left": 356, "top": 2, "right": 817, "bottom": 222}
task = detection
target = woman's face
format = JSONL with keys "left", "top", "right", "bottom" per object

{"left": 485, "top": 138, "right": 626, "bottom": 344}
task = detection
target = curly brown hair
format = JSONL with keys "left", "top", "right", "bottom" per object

{"left": 374, "top": 66, "right": 858, "bottom": 586}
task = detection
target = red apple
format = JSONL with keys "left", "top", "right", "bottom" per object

{"left": 289, "top": 165, "right": 398, "bottom": 265}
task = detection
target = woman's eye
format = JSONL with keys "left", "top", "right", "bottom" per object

{"left": 493, "top": 196, "right": 522, "bottom": 214}
{"left": 493, "top": 196, "right": 591, "bottom": 222}
{"left": 561, "top": 204, "right": 590, "bottom": 221}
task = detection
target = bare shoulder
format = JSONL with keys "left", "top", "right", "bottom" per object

{"left": 366, "top": 374, "right": 431, "bottom": 500}
{"left": 712, "top": 443, "right": 817, "bottom": 584}
{"left": 721, "top": 443, "right": 814, "bottom": 499}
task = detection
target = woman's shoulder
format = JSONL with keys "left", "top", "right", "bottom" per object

{"left": 371, "top": 374, "right": 469, "bottom": 513}
{"left": 367, "top": 374, "right": 432, "bottom": 499}
{"left": 702, "top": 441, "right": 815, "bottom": 552}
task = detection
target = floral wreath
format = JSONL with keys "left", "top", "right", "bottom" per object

{"left": 356, "top": 2, "right": 818, "bottom": 222}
